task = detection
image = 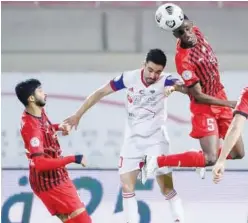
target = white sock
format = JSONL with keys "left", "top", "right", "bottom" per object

{"left": 122, "top": 192, "right": 139, "bottom": 223}
{"left": 165, "top": 189, "right": 185, "bottom": 222}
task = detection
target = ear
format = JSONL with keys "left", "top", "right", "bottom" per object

{"left": 28, "top": 95, "right": 35, "bottom": 103}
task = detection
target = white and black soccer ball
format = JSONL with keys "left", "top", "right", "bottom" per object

{"left": 155, "top": 3, "right": 184, "bottom": 31}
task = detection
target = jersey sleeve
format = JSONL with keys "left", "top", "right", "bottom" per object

{"left": 109, "top": 71, "right": 133, "bottom": 91}
{"left": 164, "top": 74, "right": 182, "bottom": 87}
{"left": 234, "top": 87, "right": 248, "bottom": 119}
{"left": 21, "top": 124, "right": 44, "bottom": 157}
{"left": 177, "top": 61, "right": 199, "bottom": 87}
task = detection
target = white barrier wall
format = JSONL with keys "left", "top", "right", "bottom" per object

{"left": 1, "top": 170, "right": 248, "bottom": 223}
{"left": 1, "top": 72, "right": 248, "bottom": 169}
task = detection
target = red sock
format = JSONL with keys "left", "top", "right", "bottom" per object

{"left": 157, "top": 151, "right": 206, "bottom": 168}
{"left": 218, "top": 148, "right": 233, "bottom": 159}
{"left": 65, "top": 211, "right": 92, "bottom": 223}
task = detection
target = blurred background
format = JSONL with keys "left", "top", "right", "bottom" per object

{"left": 1, "top": 1, "right": 248, "bottom": 223}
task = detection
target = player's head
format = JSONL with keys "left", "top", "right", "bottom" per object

{"left": 144, "top": 48, "right": 167, "bottom": 85}
{"left": 172, "top": 15, "right": 197, "bottom": 47}
{"left": 15, "top": 79, "right": 46, "bottom": 107}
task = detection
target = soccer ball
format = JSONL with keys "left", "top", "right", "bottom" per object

{"left": 155, "top": 3, "right": 184, "bottom": 31}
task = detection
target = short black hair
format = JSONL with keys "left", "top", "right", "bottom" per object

{"left": 184, "top": 14, "right": 189, "bottom": 20}
{"left": 145, "top": 49, "right": 167, "bottom": 67}
{"left": 15, "top": 79, "right": 41, "bottom": 106}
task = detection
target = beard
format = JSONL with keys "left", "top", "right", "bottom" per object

{"left": 35, "top": 98, "right": 46, "bottom": 107}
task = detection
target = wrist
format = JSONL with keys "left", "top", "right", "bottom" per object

{"left": 173, "top": 85, "right": 180, "bottom": 92}
{"left": 53, "top": 124, "right": 60, "bottom": 131}
{"left": 74, "top": 155, "right": 83, "bottom": 164}
{"left": 75, "top": 112, "right": 83, "bottom": 119}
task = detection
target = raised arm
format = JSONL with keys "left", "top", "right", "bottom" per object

{"left": 64, "top": 72, "right": 129, "bottom": 129}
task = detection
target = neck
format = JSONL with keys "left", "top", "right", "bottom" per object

{"left": 26, "top": 105, "right": 42, "bottom": 117}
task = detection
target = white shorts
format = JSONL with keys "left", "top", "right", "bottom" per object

{"left": 118, "top": 128, "right": 172, "bottom": 175}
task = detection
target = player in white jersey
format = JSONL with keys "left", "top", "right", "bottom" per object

{"left": 65, "top": 49, "right": 186, "bottom": 223}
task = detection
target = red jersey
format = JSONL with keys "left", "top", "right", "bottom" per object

{"left": 234, "top": 87, "right": 248, "bottom": 119}
{"left": 21, "top": 110, "right": 69, "bottom": 193}
{"left": 175, "top": 26, "right": 224, "bottom": 101}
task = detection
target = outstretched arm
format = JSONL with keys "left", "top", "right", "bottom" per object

{"left": 64, "top": 83, "right": 115, "bottom": 129}
{"left": 64, "top": 72, "right": 129, "bottom": 129}
{"left": 75, "top": 83, "right": 114, "bottom": 118}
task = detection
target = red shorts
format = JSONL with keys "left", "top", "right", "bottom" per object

{"left": 190, "top": 89, "right": 233, "bottom": 139}
{"left": 35, "top": 179, "right": 84, "bottom": 216}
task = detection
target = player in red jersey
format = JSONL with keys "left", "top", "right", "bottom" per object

{"left": 15, "top": 79, "right": 91, "bottom": 223}
{"left": 142, "top": 15, "right": 245, "bottom": 176}
{"left": 213, "top": 87, "right": 248, "bottom": 183}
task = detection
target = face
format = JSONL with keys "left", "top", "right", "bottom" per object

{"left": 29, "top": 86, "right": 47, "bottom": 107}
{"left": 143, "top": 61, "right": 164, "bottom": 85}
{"left": 173, "top": 20, "right": 197, "bottom": 46}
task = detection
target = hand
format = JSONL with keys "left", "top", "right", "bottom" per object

{"left": 164, "top": 86, "right": 175, "bottom": 97}
{"left": 81, "top": 156, "right": 87, "bottom": 167}
{"left": 64, "top": 114, "right": 81, "bottom": 130}
{"left": 212, "top": 161, "right": 226, "bottom": 184}
{"left": 58, "top": 123, "right": 71, "bottom": 136}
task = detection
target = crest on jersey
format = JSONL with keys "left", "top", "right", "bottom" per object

{"left": 150, "top": 90, "right": 155, "bottom": 94}
{"left": 30, "top": 137, "right": 40, "bottom": 147}
{"left": 182, "top": 70, "right": 192, "bottom": 81}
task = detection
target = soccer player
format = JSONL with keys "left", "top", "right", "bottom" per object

{"left": 142, "top": 15, "right": 245, "bottom": 176}
{"left": 65, "top": 49, "right": 186, "bottom": 223}
{"left": 15, "top": 79, "right": 91, "bottom": 223}
{"left": 213, "top": 87, "right": 248, "bottom": 183}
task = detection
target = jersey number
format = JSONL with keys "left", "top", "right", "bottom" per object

{"left": 207, "top": 118, "right": 215, "bottom": 131}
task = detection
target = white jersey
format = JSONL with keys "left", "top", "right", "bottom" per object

{"left": 110, "top": 68, "right": 179, "bottom": 157}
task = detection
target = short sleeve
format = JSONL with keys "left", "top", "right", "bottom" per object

{"left": 234, "top": 87, "right": 248, "bottom": 119}
{"left": 21, "top": 124, "right": 44, "bottom": 156}
{"left": 109, "top": 71, "right": 133, "bottom": 91}
{"left": 177, "top": 61, "right": 199, "bottom": 87}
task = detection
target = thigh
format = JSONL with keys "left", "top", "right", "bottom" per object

{"left": 120, "top": 168, "right": 140, "bottom": 193}
{"left": 190, "top": 113, "right": 219, "bottom": 139}
{"left": 216, "top": 107, "right": 233, "bottom": 139}
{"left": 37, "top": 180, "right": 84, "bottom": 216}
{"left": 145, "top": 142, "right": 172, "bottom": 176}
{"left": 156, "top": 172, "right": 174, "bottom": 193}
